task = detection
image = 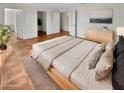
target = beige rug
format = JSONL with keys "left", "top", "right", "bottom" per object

{"left": 21, "top": 55, "right": 60, "bottom": 90}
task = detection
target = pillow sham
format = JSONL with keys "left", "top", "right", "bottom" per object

{"left": 95, "top": 49, "right": 114, "bottom": 81}
{"left": 105, "top": 42, "right": 115, "bottom": 51}
{"left": 89, "top": 44, "right": 105, "bottom": 69}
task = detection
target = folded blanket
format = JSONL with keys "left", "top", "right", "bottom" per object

{"left": 32, "top": 36, "right": 74, "bottom": 59}
{"left": 37, "top": 38, "right": 83, "bottom": 70}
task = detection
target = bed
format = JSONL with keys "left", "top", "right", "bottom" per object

{"left": 32, "top": 29, "right": 114, "bottom": 90}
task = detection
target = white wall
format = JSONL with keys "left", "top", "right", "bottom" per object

{"left": 52, "top": 12, "right": 60, "bottom": 34}
{"left": 76, "top": 3, "right": 124, "bottom": 41}
{"left": 60, "top": 11, "right": 69, "bottom": 31}
{"left": 5, "top": 9, "right": 17, "bottom": 32}
{"left": 0, "top": 4, "right": 37, "bottom": 39}
{"left": 22, "top": 7, "right": 37, "bottom": 39}
{"left": 0, "top": 4, "right": 57, "bottom": 40}
{"left": 1, "top": 3, "right": 123, "bottom": 41}
{"left": 46, "top": 11, "right": 52, "bottom": 35}
{"left": 47, "top": 11, "right": 60, "bottom": 35}
{"left": 16, "top": 9, "right": 24, "bottom": 39}
{"left": 0, "top": 8, "right": 4, "bottom": 24}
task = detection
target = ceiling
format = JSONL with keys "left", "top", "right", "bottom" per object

{"left": 24, "top": 3, "right": 81, "bottom": 9}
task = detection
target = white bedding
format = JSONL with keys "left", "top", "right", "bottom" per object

{"left": 52, "top": 40, "right": 98, "bottom": 79}
{"left": 32, "top": 36, "right": 74, "bottom": 59}
{"left": 37, "top": 38, "right": 82, "bottom": 70}
{"left": 70, "top": 48, "right": 112, "bottom": 90}
{"left": 32, "top": 36, "right": 113, "bottom": 90}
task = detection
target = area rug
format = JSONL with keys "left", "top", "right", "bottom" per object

{"left": 21, "top": 55, "right": 60, "bottom": 90}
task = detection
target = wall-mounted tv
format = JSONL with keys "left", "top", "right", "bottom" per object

{"left": 90, "top": 9, "right": 113, "bottom": 24}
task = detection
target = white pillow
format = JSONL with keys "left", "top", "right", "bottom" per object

{"left": 89, "top": 44, "right": 105, "bottom": 69}
{"left": 105, "top": 42, "right": 115, "bottom": 51}
{"left": 95, "top": 49, "right": 114, "bottom": 81}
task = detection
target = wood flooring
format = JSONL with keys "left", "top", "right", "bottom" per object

{"left": 1, "top": 31, "right": 69, "bottom": 90}
{"left": 11, "top": 31, "right": 69, "bottom": 56}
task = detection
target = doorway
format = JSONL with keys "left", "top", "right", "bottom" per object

{"left": 60, "top": 11, "right": 69, "bottom": 33}
{"left": 4, "top": 8, "right": 24, "bottom": 39}
{"left": 60, "top": 10, "right": 77, "bottom": 37}
{"left": 37, "top": 11, "right": 47, "bottom": 37}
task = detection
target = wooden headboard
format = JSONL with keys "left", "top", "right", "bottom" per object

{"left": 85, "top": 29, "right": 114, "bottom": 43}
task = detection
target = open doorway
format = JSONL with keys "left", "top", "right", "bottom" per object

{"left": 60, "top": 11, "right": 69, "bottom": 35}
{"left": 60, "top": 10, "right": 77, "bottom": 37}
{"left": 37, "top": 11, "right": 47, "bottom": 37}
{"left": 4, "top": 8, "right": 24, "bottom": 39}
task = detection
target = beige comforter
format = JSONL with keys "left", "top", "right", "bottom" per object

{"left": 52, "top": 40, "right": 98, "bottom": 79}
{"left": 52, "top": 39, "right": 112, "bottom": 90}
{"left": 70, "top": 47, "right": 112, "bottom": 90}
{"left": 37, "top": 38, "right": 83, "bottom": 70}
{"left": 32, "top": 36, "right": 74, "bottom": 59}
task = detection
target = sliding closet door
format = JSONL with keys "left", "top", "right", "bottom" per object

{"left": 69, "top": 10, "right": 77, "bottom": 37}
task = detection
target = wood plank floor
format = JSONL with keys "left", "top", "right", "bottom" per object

{"left": 1, "top": 31, "right": 69, "bottom": 89}
{"left": 11, "top": 31, "right": 69, "bottom": 56}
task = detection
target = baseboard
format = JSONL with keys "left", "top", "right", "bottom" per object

{"left": 60, "top": 30, "right": 69, "bottom": 32}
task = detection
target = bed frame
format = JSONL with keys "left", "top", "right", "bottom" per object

{"left": 47, "top": 67, "right": 79, "bottom": 90}
{"left": 35, "top": 30, "right": 114, "bottom": 90}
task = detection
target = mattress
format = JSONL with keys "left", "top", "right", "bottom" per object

{"left": 52, "top": 40, "right": 98, "bottom": 79}
{"left": 70, "top": 47, "right": 112, "bottom": 90}
{"left": 32, "top": 36, "right": 74, "bottom": 59}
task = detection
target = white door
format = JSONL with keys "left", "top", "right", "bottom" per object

{"left": 52, "top": 12, "right": 60, "bottom": 34}
{"left": 16, "top": 9, "right": 24, "bottom": 39}
{"left": 69, "top": 10, "right": 77, "bottom": 37}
